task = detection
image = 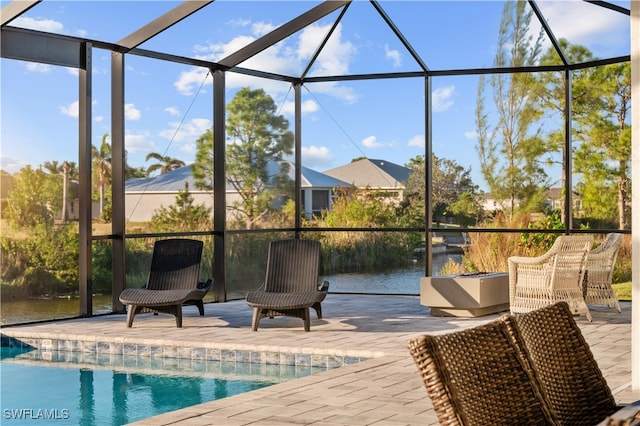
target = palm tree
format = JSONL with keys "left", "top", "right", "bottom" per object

{"left": 42, "top": 160, "right": 77, "bottom": 221}
{"left": 61, "top": 161, "right": 76, "bottom": 222}
{"left": 125, "top": 150, "right": 146, "bottom": 179}
{"left": 92, "top": 133, "right": 112, "bottom": 218}
{"left": 145, "top": 152, "right": 186, "bottom": 177}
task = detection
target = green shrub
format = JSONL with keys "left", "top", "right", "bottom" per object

{"left": 1, "top": 223, "right": 79, "bottom": 297}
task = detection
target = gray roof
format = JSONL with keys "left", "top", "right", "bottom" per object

{"left": 125, "top": 166, "right": 215, "bottom": 192}
{"left": 323, "top": 158, "right": 411, "bottom": 189}
{"left": 287, "top": 164, "right": 350, "bottom": 188}
{"left": 126, "top": 163, "right": 348, "bottom": 193}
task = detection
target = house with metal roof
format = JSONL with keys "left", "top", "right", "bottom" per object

{"left": 125, "top": 162, "right": 349, "bottom": 222}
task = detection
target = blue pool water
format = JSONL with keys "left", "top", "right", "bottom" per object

{"left": 0, "top": 347, "right": 330, "bottom": 425}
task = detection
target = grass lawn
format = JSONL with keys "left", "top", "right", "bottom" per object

{"left": 612, "top": 282, "right": 632, "bottom": 301}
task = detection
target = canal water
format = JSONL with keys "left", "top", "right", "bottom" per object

{"left": 1, "top": 253, "right": 460, "bottom": 325}
{"left": 325, "top": 253, "right": 461, "bottom": 294}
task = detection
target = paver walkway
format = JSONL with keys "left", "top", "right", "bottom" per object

{"left": 2, "top": 294, "right": 638, "bottom": 425}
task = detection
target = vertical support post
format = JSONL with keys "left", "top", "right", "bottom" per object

{"left": 213, "top": 69, "right": 227, "bottom": 302}
{"left": 630, "top": 0, "right": 639, "bottom": 390}
{"left": 78, "top": 42, "right": 93, "bottom": 316}
{"left": 111, "top": 52, "right": 126, "bottom": 313}
{"left": 424, "top": 76, "right": 433, "bottom": 277}
{"left": 563, "top": 69, "right": 573, "bottom": 231}
{"left": 294, "top": 83, "right": 302, "bottom": 236}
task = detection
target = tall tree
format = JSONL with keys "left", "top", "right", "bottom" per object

{"left": 192, "top": 88, "right": 294, "bottom": 229}
{"left": 475, "top": 0, "right": 548, "bottom": 219}
{"left": 42, "top": 160, "right": 78, "bottom": 222}
{"left": 533, "top": 40, "right": 597, "bottom": 218}
{"left": 191, "top": 129, "right": 214, "bottom": 191}
{"left": 573, "top": 63, "right": 631, "bottom": 229}
{"left": 7, "top": 166, "right": 57, "bottom": 227}
{"left": 92, "top": 133, "right": 112, "bottom": 219}
{"left": 404, "top": 154, "right": 480, "bottom": 223}
{"left": 226, "top": 88, "right": 294, "bottom": 229}
{"left": 42, "top": 160, "right": 65, "bottom": 220}
{"left": 145, "top": 152, "right": 186, "bottom": 177}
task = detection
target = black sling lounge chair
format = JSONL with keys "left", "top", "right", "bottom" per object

{"left": 119, "top": 239, "right": 211, "bottom": 327}
{"left": 246, "top": 239, "right": 329, "bottom": 331}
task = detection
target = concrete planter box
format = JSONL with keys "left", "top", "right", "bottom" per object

{"left": 420, "top": 272, "right": 509, "bottom": 317}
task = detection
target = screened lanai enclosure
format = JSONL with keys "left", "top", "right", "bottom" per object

{"left": 1, "top": 0, "right": 639, "bottom": 384}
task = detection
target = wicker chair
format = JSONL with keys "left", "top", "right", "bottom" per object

{"left": 408, "top": 318, "right": 558, "bottom": 425}
{"left": 119, "top": 239, "right": 210, "bottom": 328}
{"left": 509, "top": 235, "right": 594, "bottom": 321}
{"left": 245, "top": 239, "right": 329, "bottom": 331}
{"left": 584, "top": 233, "right": 623, "bottom": 312}
{"left": 502, "top": 302, "right": 618, "bottom": 426}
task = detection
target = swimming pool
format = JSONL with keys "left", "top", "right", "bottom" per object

{"left": 1, "top": 347, "right": 336, "bottom": 425}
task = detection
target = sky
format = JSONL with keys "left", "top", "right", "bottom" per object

{"left": 0, "top": 0, "right": 631, "bottom": 191}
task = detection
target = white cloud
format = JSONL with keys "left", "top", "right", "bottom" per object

{"left": 125, "top": 104, "right": 141, "bottom": 121}
{"left": 252, "top": 21, "right": 276, "bottom": 37}
{"left": 159, "top": 118, "right": 212, "bottom": 146}
{"left": 536, "top": 2, "right": 629, "bottom": 55}
{"left": 302, "top": 145, "right": 334, "bottom": 168}
{"left": 59, "top": 101, "right": 79, "bottom": 118}
{"left": 300, "top": 23, "right": 355, "bottom": 77}
{"left": 362, "top": 135, "right": 383, "bottom": 149}
{"left": 174, "top": 68, "right": 211, "bottom": 96}
{"left": 193, "top": 34, "right": 256, "bottom": 63}
{"left": 281, "top": 99, "right": 319, "bottom": 116}
{"left": 227, "top": 18, "right": 251, "bottom": 28}
{"left": 125, "top": 131, "right": 157, "bottom": 154}
{"left": 25, "top": 63, "right": 51, "bottom": 73}
{"left": 178, "top": 21, "right": 359, "bottom": 103}
{"left": 407, "top": 135, "right": 425, "bottom": 147}
{"left": 164, "top": 107, "right": 181, "bottom": 117}
{"left": 0, "top": 156, "right": 28, "bottom": 174}
{"left": 12, "top": 16, "right": 63, "bottom": 33}
{"left": 464, "top": 130, "right": 478, "bottom": 140}
{"left": 432, "top": 85, "right": 455, "bottom": 112}
{"left": 94, "top": 116, "right": 104, "bottom": 123}
{"left": 384, "top": 44, "right": 402, "bottom": 67}
{"left": 305, "top": 81, "right": 358, "bottom": 105}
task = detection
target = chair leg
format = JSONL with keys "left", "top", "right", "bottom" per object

{"left": 175, "top": 305, "right": 183, "bottom": 328}
{"left": 252, "top": 308, "right": 261, "bottom": 331}
{"left": 195, "top": 300, "right": 205, "bottom": 316}
{"left": 614, "top": 300, "right": 622, "bottom": 313}
{"left": 312, "top": 302, "right": 322, "bottom": 319}
{"left": 303, "top": 307, "right": 310, "bottom": 332}
{"left": 126, "top": 305, "right": 141, "bottom": 328}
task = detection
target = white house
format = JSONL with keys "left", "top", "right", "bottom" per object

{"left": 124, "top": 162, "right": 349, "bottom": 222}
{"left": 323, "top": 158, "right": 411, "bottom": 204}
{"left": 481, "top": 188, "right": 582, "bottom": 215}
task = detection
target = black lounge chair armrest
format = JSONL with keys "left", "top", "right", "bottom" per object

{"left": 319, "top": 280, "right": 330, "bottom": 292}
{"left": 198, "top": 278, "right": 212, "bottom": 290}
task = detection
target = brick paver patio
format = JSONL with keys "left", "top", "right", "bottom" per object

{"left": 2, "top": 294, "right": 637, "bottom": 425}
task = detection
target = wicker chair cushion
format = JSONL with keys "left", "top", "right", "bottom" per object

{"left": 119, "top": 288, "right": 205, "bottom": 307}
{"left": 246, "top": 291, "right": 326, "bottom": 310}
